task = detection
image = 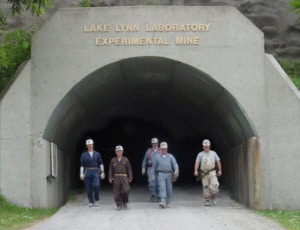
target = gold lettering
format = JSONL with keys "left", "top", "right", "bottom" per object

{"left": 176, "top": 37, "right": 200, "bottom": 45}
{"left": 205, "top": 24, "right": 211, "bottom": 31}
{"left": 84, "top": 24, "right": 110, "bottom": 32}
{"left": 122, "top": 38, "right": 127, "bottom": 45}
{"left": 115, "top": 24, "right": 140, "bottom": 32}
{"left": 95, "top": 38, "right": 102, "bottom": 45}
{"left": 131, "top": 38, "right": 140, "bottom": 45}
{"left": 194, "top": 37, "right": 200, "bottom": 44}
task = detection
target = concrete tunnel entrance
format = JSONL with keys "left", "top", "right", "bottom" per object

{"left": 43, "top": 57, "right": 258, "bottom": 206}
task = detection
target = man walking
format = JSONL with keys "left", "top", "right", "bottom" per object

{"left": 80, "top": 139, "right": 105, "bottom": 207}
{"left": 194, "top": 139, "right": 222, "bottom": 206}
{"left": 152, "top": 142, "right": 179, "bottom": 208}
{"left": 108, "top": 145, "right": 133, "bottom": 210}
{"left": 141, "top": 137, "right": 161, "bottom": 202}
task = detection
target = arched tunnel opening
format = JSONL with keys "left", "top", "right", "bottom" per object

{"left": 44, "top": 56, "right": 257, "bottom": 206}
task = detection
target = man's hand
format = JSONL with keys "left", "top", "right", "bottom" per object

{"left": 217, "top": 170, "right": 222, "bottom": 177}
{"left": 80, "top": 167, "right": 85, "bottom": 180}
{"left": 109, "top": 178, "right": 113, "bottom": 183}
{"left": 151, "top": 174, "right": 155, "bottom": 181}
{"left": 173, "top": 170, "right": 179, "bottom": 182}
{"left": 100, "top": 171, "right": 105, "bottom": 180}
{"left": 141, "top": 168, "right": 146, "bottom": 176}
{"left": 194, "top": 170, "right": 199, "bottom": 177}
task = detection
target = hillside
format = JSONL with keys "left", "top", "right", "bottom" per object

{"left": 1, "top": 0, "right": 300, "bottom": 58}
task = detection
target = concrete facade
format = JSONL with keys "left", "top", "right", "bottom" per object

{"left": 0, "top": 6, "right": 299, "bottom": 209}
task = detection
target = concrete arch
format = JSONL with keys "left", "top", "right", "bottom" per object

{"left": 43, "top": 56, "right": 258, "bottom": 207}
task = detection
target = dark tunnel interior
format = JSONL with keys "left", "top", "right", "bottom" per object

{"left": 74, "top": 117, "right": 221, "bottom": 187}
{"left": 43, "top": 56, "right": 256, "bottom": 203}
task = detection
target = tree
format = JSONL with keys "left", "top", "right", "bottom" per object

{"left": 290, "top": 0, "right": 300, "bottom": 15}
{"left": 7, "top": 0, "right": 53, "bottom": 16}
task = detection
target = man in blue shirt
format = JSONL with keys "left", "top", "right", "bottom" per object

{"left": 152, "top": 142, "right": 179, "bottom": 208}
{"left": 80, "top": 139, "right": 105, "bottom": 207}
{"left": 141, "top": 137, "right": 161, "bottom": 202}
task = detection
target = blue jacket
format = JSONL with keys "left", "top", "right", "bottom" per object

{"left": 80, "top": 151, "right": 103, "bottom": 168}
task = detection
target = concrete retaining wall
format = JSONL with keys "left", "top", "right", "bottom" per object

{"left": 0, "top": 61, "right": 32, "bottom": 207}
{"left": 265, "top": 54, "right": 300, "bottom": 210}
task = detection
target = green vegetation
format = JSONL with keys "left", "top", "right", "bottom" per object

{"left": 0, "top": 29, "right": 33, "bottom": 94}
{"left": 290, "top": 0, "right": 300, "bottom": 15}
{"left": 278, "top": 58, "right": 300, "bottom": 90}
{"left": 0, "top": 195, "right": 57, "bottom": 230}
{"left": 0, "top": 0, "right": 53, "bottom": 28}
{"left": 79, "top": 0, "right": 91, "bottom": 7}
{"left": 7, "top": 0, "right": 53, "bottom": 16}
{"left": 67, "top": 195, "right": 76, "bottom": 202}
{"left": 257, "top": 210, "right": 300, "bottom": 230}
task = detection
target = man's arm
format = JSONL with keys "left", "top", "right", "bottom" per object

{"left": 216, "top": 160, "right": 222, "bottom": 176}
{"left": 141, "top": 149, "right": 149, "bottom": 175}
{"left": 194, "top": 161, "right": 200, "bottom": 176}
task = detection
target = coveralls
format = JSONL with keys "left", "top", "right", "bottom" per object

{"left": 153, "top": 153, "right": 179, "bottom": 204}
{"left": 142, "top": 147, "right": 161, "bottom": 199}
{"left": 80, "top": 151, "right": 104, "bottom": 204}
{"left": 195, "top": 150, "right": 220, "bottom": 199}
{"left": 108, "top": 157, "right": 133, "bottom": 207}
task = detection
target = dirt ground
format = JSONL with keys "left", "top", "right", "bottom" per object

{"left": 25, "top": 184, "right": 285, "bottom": 230}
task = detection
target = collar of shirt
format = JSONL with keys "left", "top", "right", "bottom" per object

{"left": 88, "top": 151, "right": 93, "bottom": 157}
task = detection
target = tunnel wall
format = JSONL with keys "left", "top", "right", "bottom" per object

{"left": 0, "top": 61, "right": 33, "bottom": 207}
{"left": 226, "top": 137, "right": 261, "bottom": 209}
{"left": 264, "top": 54, "right": 300, "bottom": 210}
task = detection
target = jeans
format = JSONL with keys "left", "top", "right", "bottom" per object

{"left": 147, "top": 167, "right": 159, "bottom": 197}
{"left": 158, "top": 172, "right": 173, "bottom": 202}
{"left": 84, "top": 169, "right": 100, "bottom": 203}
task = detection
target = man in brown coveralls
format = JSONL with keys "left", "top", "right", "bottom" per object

{"left": 108, "top": 145, "right": 133, "bottom": 210}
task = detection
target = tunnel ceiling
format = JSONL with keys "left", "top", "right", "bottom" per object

{"left": 44, "top": 56, "right": 256, "bottom": 152}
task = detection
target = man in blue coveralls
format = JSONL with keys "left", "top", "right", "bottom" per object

{"left": 152, "top": 142, "right": 179, "bottom": 208}
{"left": 80, "top": 139, "right": 105, "bottom": 207}
{"left": 141, "top": 137, "right": 161, "bottom": 202}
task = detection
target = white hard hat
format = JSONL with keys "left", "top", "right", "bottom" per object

{"left": 202, "top": 139, "right": 211, "bottom": 146}
{"left": 160, "top": 142, "right": 168, "bottom": 148}
{"left": 115, "top": 145, "right": 124, "bottom": 151}
{"left": 151, "top": 138, "right": 159, "bottom": 144}
{"left": 86, "top": 139, "right": 94, "bottom": 145}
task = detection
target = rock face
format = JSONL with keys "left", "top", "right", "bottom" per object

{"left": 1, "top": 0, "right": 300, "bottom": 58}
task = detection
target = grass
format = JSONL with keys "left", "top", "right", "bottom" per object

{"left": 278, "top": 58, "right": 300, "bottom": 90}
{"left": 0, "top": 195, "right": 58, "bottom": 230}
{"left": 257, "top": 210, "right": 300, "bottom": 230}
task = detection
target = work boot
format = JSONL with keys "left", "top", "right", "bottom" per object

{"left": 150, "top": 195, "right": 156, "bottom": 202}
{"left": 123, "top": 203, "right": 128, "bottom": 209}
{"left": 205, "top": 200, "right": 210, "bottom": 206}
{"left": 210, "top": 198, "right": 217, "bottom": 206}
{"left": 94, "top": 201, "right": 99, "bottom": 207}
{"left": 159, "top": 201, "right": 166, "bottom": 208}
{"left": 88, "top": 203, "right": 94, "bottom": 207}
{"left": 117, "top": 204, "right": 122, "bottom": 210}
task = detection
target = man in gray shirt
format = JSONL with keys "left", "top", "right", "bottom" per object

{"left": 152, "top": 142, "right": 179, "bottom": 208}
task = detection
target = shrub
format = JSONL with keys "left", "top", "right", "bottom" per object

{"left": 278, "top": 58, "right": 300, "bottom": 90}
{"left": 0, "top": 29, "right": 33, "bottom": 93}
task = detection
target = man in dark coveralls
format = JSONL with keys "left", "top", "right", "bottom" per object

{"left": 108, "top": 145, "right": 133, "bottom": 210}
{"left": 80, "top": 139, "right": 105, "bottom": 207}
